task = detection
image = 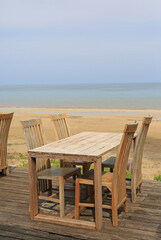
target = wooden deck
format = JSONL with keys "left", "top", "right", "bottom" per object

{"left": 0, "top": 167, "right": 161, "bottom": 240}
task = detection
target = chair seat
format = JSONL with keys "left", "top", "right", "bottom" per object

{"left": 64, "top": 161, "right": 87, "bottom": 165}
{"left": 78, "top": 169, "right": 113, "bottom": 188}
{"left": 37, "top": 167, "right": 80, "bottom": 181}
{"left": 102, "top": 156, "right": 116, "bottom": 168}
{"left": 102, "top": 157, "right": 133, "bottom": 173}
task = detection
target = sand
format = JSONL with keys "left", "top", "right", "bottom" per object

{"left": 1, "top": 107, "right": 161, "bottom": 180}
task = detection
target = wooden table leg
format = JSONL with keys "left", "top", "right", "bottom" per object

{"left": 47, "top": 159, "right": 52, "bottom": 196}
{"left": 59, "top": 177, "right": 65, "bottom": 218}
{"left": 94, "top": 158, "right": 102, "bottom": 231}
{"left": 28, "top": 155, "right": 38, "bottom": 220}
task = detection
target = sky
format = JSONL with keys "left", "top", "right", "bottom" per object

{"left": 0, "top": 0, "right": 161, "bottom": 85}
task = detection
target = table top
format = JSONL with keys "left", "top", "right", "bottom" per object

{"left": 29, "top": 131, "right": 122, "bottom": 160}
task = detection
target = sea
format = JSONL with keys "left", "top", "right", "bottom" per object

{"left": 0, "top": 82, "right": 161, "bottom": 110}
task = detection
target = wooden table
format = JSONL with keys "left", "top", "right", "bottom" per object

{"left": 28, "top": 131, "right": 122, "bottom": 231}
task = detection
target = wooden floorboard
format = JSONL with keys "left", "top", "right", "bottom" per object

{"left": 0, "top": 167, "right": 161, "bottom": 240}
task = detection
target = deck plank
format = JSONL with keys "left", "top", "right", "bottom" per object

{"left": 0, "top": 167, "right": 161, "bottom": 239}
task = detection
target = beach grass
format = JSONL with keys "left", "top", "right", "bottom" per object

{"left": 154, "top": 172, "right": 161, "bottom": 181}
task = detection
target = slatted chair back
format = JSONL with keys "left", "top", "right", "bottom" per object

{"left": 132, "top": 116, "right": 152, "bottom": 186}
{"left": 0, "top": 112, "right": 14, "bottom": 175}
{"left": 50, "top": 113, "right": 90, "bottom": 171}
{"left": 21, "top": 119, "right": 50, "bottom": 194}
{"left": 50, "top": 113, "right": 71, "bottom": 140}
{"left": 113, "top": 123, "right": 138, "bottom": 205}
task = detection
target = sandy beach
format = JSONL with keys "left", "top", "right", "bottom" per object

{"left": 2, "top": 107, "right": 161, "bottom": 180}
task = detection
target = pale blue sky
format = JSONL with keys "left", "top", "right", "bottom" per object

{"left": 0, "top": 0, "right": 161, "bottom": 85}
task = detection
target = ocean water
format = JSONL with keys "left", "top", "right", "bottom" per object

{"left": 0, "top": 83, "right": 161, "bottom": 110}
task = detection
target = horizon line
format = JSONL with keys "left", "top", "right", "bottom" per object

{"left": 0, "top": 81, "right": 160, "bottom": 86}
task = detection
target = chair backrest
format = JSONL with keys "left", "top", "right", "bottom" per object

{"left": 0, "top": 112, "right": 14, "bottom": 171}
{"left": 132, "top": 116, "right": 152, "bottom": 184}
{"left": 21, "top": 119, "right": 49, "bottom": 194}
{"left": 50, "top": 113, "right": 71, "bottom": 140}
{"left": 113, "top": 123, "right": 138, "bottom": 204}
{"left": 21, "top": 119, "right": 45, "bottom": 150}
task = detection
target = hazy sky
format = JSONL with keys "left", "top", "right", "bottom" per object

{"left": 0, "top": 0, "right": 161, "bottom": 85}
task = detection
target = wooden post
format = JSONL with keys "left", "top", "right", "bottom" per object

{"left": 46, "top": 159, "right": 52, "bottom": 196}
{"left": 75, "top": 179, "right": 80, "bottom": 219}
{"left": 59, "top": 177, "right": 65, "bottom": 218}
{"left": 94, "top": 158, "right": 102, "bottom": 231}
{"left": 28, "top": 155, "right": 38, "bottom": 220}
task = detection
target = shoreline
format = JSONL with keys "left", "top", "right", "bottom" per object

{"left": 1, "top": 107, "right": 161, "bottom": 121}
{"left": 1, "top": 107, "right": 161, "bottom": 114}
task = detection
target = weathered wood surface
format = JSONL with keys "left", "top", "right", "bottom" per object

{"left": 29, "top": 131, "right": 122, "bottom": 159}
{"left": 28, "top": 131, "right": 122, "bottom": 230}
{"left": 50, "top": 113, "right": 89, "bottom": 172}
{"left": 50, "top": 113, "right": 71, "bottom": 140}
{"left": 21, "top": 118, "right": 52, "bottom": 195}
{"left": 0, "top": 167, "right": 161, "bottom": 239}
{"left": 75, "top": 123, "right": 138, "bottom": 227}
{"left": 102, "top": 116, "right": 153, "bottom": 204}
{"left": 0, "top": 112, "right": 14, "bottom": 175}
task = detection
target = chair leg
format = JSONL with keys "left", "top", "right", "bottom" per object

{"left": 132, "top": 186, "right": 137, "bottom": 204}
{"left": 59, "top": 177, "right": 65, "bottom": 217}
{"left": 72, "top": 168, "right": 81, "bottom": 184}
{"left": 139, "top": 182, "right": 143, "bottom": 194}
{"left": 112, "top": 207, "right": 118, "bottom": 227}
{"left": 72, "top": 173, "right": 76, "bottom": 183}
{"left": 89, "top": 185, "right": 94, "bottom": 203}
{"left": 83, "top": 163, "right": 90, "bottom": 174}
{"left": 83, "top": 163, "right": 90, "bottom": 198}
{"left": 112, "top": 190, "right": 118, "bottom": 226}
{"left": 124, "top": 199, "right": 128, "bottom": 213}
{"left": 131, "top": 179, "right": 137, "bottom": 203}
{"left": 48, "top": 180, "right": 52, "bottom": 196}
{"left": 2, "top": 168, "right": 9, "bottom": 176}
{"left": 77, "top": 169, "right": 81, "bottom": 178}
{"left": 75, "top": 179, "right": 80, "bottom": 219}
{"left": 46, "top": 159, "right": 52, "bottom": 195}
{"left": 60, "top": 160, "right": 64, "bottom": 167}
{"left": 6, "top": 167, "right": 9, "bottom": 176}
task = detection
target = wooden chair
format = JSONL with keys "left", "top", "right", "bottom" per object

{"left": 75, "top": 123, "right": 138, "bottom": 226}
{"left": 102, "top": 116, "right": 152, "bottom": 203}
{"left": 37, "top": 167, "right": 81, "bottom": 217}
{"left": 21, "top": 119, "right": 81, "bottom": 217}
{"left": 50, "top": 113, "right": 90, "bottom": 173}
{"left": 21, "top": 119, "right": 52, "bottom": 195}
{"left": 0, "top": 112, "right": 14, "bottom": 176}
